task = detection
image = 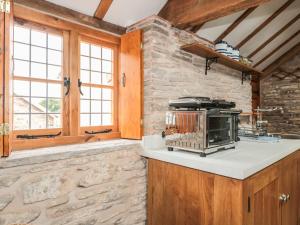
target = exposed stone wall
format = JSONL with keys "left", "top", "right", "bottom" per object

{"left": 0, "top": 141, "right": 146, "bottom": 225}
{"left": 128, "top": 16, "right": 252, "bottom": 135}
{"left": 261, "top": 54, "right": 300, "bottom": 134}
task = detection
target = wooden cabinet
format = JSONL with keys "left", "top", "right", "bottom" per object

{"left": 147, "top": 150, "right": 300, "bottom": 225}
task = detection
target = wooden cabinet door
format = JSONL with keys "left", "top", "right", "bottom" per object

{"left": 280, "top": 154, "right": 298, "bottom": 225}
{"left": 246, "top": 163, "right": 281, "bottom": 225}
{"left": 119, "top": 30, "right": 143, "bottom": 139}
{"left": 0, "top": 11, "right": 4, "bottom": 157}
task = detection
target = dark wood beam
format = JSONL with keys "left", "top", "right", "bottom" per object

{"left": 248, "top": 13, "right": 300, "bottom": 58}
{"left": 94, "top": 0, "right": 113, "bottom": 20}
{"left": 235, "top": 0, "right": 295, "bottom": 49}
{"left": 254, "top": 30, "right": 300, "bottom": 68}
{"left": 261, "top": 43, "right": 300, "bottom": 80}
{"left": 214, "top": 6, "right": 257, "bottom": 44}
{"left": 158, "top": 0, "right": 270, "bottom": 29}
{"left": 187, "top": 23, "right": 205, "bottom": 33}
{"left": 14, "top": 0, "right": 125, "bottom": 35}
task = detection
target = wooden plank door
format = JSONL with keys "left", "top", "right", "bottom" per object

{"left": 0, "top": 10, "right": 4, "bottom": 157}
{"left": 3, "top": 0, "right": 13, "bottom": 156}
{"left": 246, "top": 163, "right": 281, "bottom": 225}
{"left": 280, "top": 154, "right": 298, "bottom": 225}
{"left": 119, "top": 30, "right": 143, "bottom": 139}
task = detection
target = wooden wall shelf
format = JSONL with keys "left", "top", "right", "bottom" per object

{"left": 181, "top": 43, "right": 262, "bottom": 83}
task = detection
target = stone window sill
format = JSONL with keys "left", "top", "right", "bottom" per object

{"left": 0, "top": 139, "right": 142, "bottom": 168}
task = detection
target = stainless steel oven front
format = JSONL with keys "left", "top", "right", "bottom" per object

{"left": 164, "top": 109, "right": 240, "bottom": 157}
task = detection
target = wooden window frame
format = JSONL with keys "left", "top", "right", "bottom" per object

{"left": 10, "top": 6, "right": 121, "bottom": 151}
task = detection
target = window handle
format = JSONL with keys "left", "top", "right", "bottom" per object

{"left": 78, "top": 79, "right": 84, "bottom": 96}
{"left": 121, "top": 73, "right": 126, "bottom": 87}
{"left": 64, "top": 77, "right": 71, "bottom": 96}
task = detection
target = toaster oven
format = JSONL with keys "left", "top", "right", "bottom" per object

{"left": 164, "top": 109, "right": 240, "bottom": 157}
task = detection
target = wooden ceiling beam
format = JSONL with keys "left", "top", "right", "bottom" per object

{"left": 214, "top": 6, "right": 257, "bottom": 44}
{"left": 159, "top": 0, "right": 270, "bottom": 29}
{"left": 14, "top": 0, "right": 125, "bottom": 35}
{"left": 94, "top": 0, "right": 113, "bottom": 20}
{"left": 188, "top": 23, "right": 205, "bottom": 33}
{"left": 261, "top": 43, "right": 300, "bottom": 80}
{"left": 235, "top": 0, "right": 295, "bottom": 49}
{"left": 254, "top": 30, "right": 300, "bottom": 68}
{"left": 248, "top": 13, "right": 300, "bottom": 58}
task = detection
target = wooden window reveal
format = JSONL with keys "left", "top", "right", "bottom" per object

{"left": 79, "top": 36, "right": 118, "bottom": 134}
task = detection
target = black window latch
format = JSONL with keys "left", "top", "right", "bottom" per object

{"left": 85, "top": 129, "right": 112, "bottom": 135}
{"left": 17, "top": 132, "right": 62, "bottom": 139}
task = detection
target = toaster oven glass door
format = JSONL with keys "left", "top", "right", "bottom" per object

{"left": 207, "top": 115, "right": 233, "bottom": 147}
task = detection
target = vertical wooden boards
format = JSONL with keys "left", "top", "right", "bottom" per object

{"left": 119, "top": 30, "right": 143, "bottom": 139}
{"left": 0, "top": 11, "right": 4, "bottom": 156}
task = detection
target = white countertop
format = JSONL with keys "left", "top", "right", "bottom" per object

{"left": 142, "top": 139, "right": 300, "bottom": 180}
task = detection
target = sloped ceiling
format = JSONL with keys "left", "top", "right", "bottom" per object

{"left": 45, "top": 0, "right": 299, "bottom": 72}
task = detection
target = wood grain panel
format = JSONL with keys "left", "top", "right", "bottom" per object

{"left": 119, "top": 30, "right": 143, "bottom": 139}
{"left": 3, "top": 1, "right": 14, "bottom": 156}
{"left": 0, "top": 12, "right": 4, "bottom": 157}
{"left": 280, "top": 155, "right": 298, "bottom": 225}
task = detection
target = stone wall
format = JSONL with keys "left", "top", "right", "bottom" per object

{"left": 0, "top": 140, "right": 146, "bottom": 225}
{"left": 128, "top": 16, "right": 252, "bottom": 135}
{"left": 261, "top": 54, "right": 300, "bottom": 134}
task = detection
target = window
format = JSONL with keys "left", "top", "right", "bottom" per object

{"left": 79, "top": 38, "right": 115, "bottom": 128}
{"left": 13, "top": 24, "right": 63, "bottom": 131}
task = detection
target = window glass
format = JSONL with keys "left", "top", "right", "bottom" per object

{"left": 80, "top": 41, "right": 114, "bottom": 127}
{"left": 12, "top": 24, "right": 63, "bottom": 130}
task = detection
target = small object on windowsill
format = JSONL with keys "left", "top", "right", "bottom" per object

{"left": 85, "top": 129, "right": 112, "bottom": 135}
{"left": 16, "top": 132, "right": 62, "bottom": 139}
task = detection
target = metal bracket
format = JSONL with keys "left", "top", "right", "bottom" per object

{"left": 0, "top": 0, "right": 10, "bottom": 13}
{"left": 64, "top": 77, "right": 71, "bottom": 96}
{"left": 78, "top": 79, "right": 84, "bottom": 96}
{"left": 0, "top": 123, "right": 9, "bottom": 136}
{"left": 205, "top": 57, "right": 218, "bottom": 75}
{"left": 241, "top": 71, "right": 251, "bottom": 84}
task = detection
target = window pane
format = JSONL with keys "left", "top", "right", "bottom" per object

{"left": 80, "top": 42, "right": 90, "bottom": 56}
{"left": 91, "top": 114, "right": 101, "bottom": 126}
{"left": 80, "top": 114, "right": 90, "bottom": 126}
{"left": 102, "top": 89, "right": 112, "bottom": 100}
{"left": 102, "top": 114, "right": 112, "bottom": 125}
{"left": 91, "top": 72, "right": 101, "bottom": 85}
{"left": 91, "top": 100, "right": 101, "bottom": 113}
{"left": 48, "top": 83, "right": 62, "bottom": 98}
{"left": 91, "top": 45, "right": 101, "bottom": 58}
{"left": 14, "top": 60, "right": 29, "bottom": 77}
{"left": 102, "top": 101, "right": 112, "bottom": 113}
{"left": 102, "top": 48, "right": 112, "bottom": 61}
{"left": 48, "top": 65, "right": 62, "bottom": 80}
{"left": 91, "top": 87, "right": 101, "bottom": 99}
{"left": 31, "top": 46, "right": 46, "bottom": 63}
{"left": 31, "top": 98, "right": 47, "bottom": 113}
{"left": 102, "top": 73, "right": 112, "bottom": 86}
{"left": 14, "top": 97, "right": 30, "bottom": 113}
{"left": 48, "top": 50, "right": 62, "bottom": 66}
{"left": 80, "top": 70, "right": 90, "bottom": 83}
{"left": 31, "top": 30, "right": 46, "bottom": 47}
{"left": 48, "top": 114, "right": 61, "bottom": 128}
{"left": 31, "top": 82, "right": 47, "bottom": 97}
{"left": 14, "top": 80, "right": 30, "bottom": 96}
{"left": 14, "top": 26, "right": 30, "bottom": 44}
{"left": 80, "top": 100, "right": 90, "bottom": 113}
{"left": 31, "top": 114, "right": 46, "bottom": 129}
{"left": 48, "top": 34, "right": 62, "bottom": 50}
{"left": 13, "top": 114, "right": 29, "bottom": 130}
{"left": 48, "top": 98, "right": 61, "bottom": 113}
{"left": 91, "top": 58, "right": 101, "bottom": 72}
{"left": 102, "top": 60, "right": 112, "bottom": 73}
{"left": 80, "top": 56, "right": 90, "bottom": 70}
{"left": 81, "top": 86, "right": 90, "bottom": 99}
{"left": 14, "top": 43, "right": 30, "bottom": 60}
{"left": 31, "top": 62, "right": 46, "bottom": 79}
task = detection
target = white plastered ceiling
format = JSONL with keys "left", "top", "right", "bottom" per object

{"left": 45, "top": 0, "right": 299, "bottom": 71}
